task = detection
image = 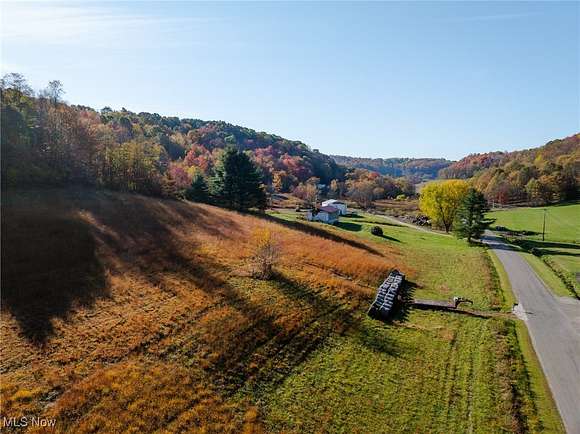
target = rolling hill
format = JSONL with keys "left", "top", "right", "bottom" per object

{"left": 0, "top": 188, "right": 560, "bottom": 433}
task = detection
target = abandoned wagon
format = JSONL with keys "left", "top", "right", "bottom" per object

{"left": 368, "top": 270, "right": 405, "bottom": 320}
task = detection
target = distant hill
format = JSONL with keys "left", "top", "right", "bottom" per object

{"left": 330, "top": 155, "right": 452, "bottom": 182}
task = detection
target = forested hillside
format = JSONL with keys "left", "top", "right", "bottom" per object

{"left": 440, "top": 135, "right": 579, "bottom": 204}
{"left": 330, "top": 155, "right": 452, "bottom": 181}
{"left": 438, "top": 152, "right": 507, "bottom": 179}
{"left": 0, "top": 73, "right": 420, "bottom": 206}
{"left": 0, "top": 73, "right": 343, "bottom": 196}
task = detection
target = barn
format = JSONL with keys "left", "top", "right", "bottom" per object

{"left": 306, "top": 206, "right": 340, "bottom": 224}
{"left": 321, "top": 199, "right": 347, "bottom": 215}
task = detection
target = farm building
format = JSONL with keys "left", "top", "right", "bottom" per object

{"left": 321, "top": 199, "right": 347, "bottom": 215}
{"left": 306, "top": 206, "right": 340, "bottom": 224}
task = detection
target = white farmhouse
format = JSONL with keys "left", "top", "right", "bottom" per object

{"left": 321, "top": 199, "right": 347, "bottom": 215}
{"left": 306, "top": 206, "right": 340, "bottom": 224}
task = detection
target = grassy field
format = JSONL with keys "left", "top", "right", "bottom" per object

{"left": 266, "top": 210, "right": 562, "bottom": 432}
{"left": 0, "top": 189, "right": 561, "bottom": 433}
{"left": 487, "top": 202, "right": 579, "bottom": 297}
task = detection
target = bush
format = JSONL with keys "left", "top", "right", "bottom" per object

{"left": 370, "top": 226, "right": 383, "bottom": 236}
{"left": 250, "top": 228, "right": 280, "bottom": 279}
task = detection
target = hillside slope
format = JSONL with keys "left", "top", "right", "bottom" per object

{"left": 1, "top": 189, "right": 558, "bottom": 433}
{"left": 0, "top": 188, "right": 397, "bottom": 432}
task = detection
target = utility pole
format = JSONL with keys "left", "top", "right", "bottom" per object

{"left": 542, "top": 208, "right": 546, "bottom": 242}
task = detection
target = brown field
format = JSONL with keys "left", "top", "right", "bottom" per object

{"left": 1, "top": 188, "right": 402, "bottom": 432}
{"left": 373, "top": 198, "right": 420, "bottom": 217}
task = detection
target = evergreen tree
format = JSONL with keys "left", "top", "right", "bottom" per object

{"left": 210, "top": 147, "right": 266, "bottom": 211}
{"left": 185, "top": 172, "right": 209, "bottom": 202}
{"left": 453, "top": 188, "right": 491, "bottom": 242}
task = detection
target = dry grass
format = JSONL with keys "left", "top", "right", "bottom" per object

{"left": 1, "top": 188, "right": 401, "bottom": 432}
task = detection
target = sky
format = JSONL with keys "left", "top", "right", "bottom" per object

{"left": 1, "top": 1, "right": 578, "bottom": 160}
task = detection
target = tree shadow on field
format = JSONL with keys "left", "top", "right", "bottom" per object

{"left": 336, "top": 221, "right": 362, "bottom": 232}
{"left": 2, "top": 188, "right": 397, "bottom": 399}
{"left": 1, "top": 194, "right": 108, "bottom": 343}
{"left": 254, "top": 213, "right": 384, "bottom": 256}
{"left": 0, "top": 188, "right": 243, "bottom": 344}
{"left": 517, "top": 239, "right": 580, "bottom": 252}
{"left": 273, "top": 274, "right": 400, "bottom": 356}
{"left": 375, "top": 233, "right": 401, "bottom": 243}
{"left": 391, "top": 280, "right": 417, "bottom": 323}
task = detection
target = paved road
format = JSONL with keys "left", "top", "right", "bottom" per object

{"left": 482, "top": 232, "right": 580, "bottom": 434}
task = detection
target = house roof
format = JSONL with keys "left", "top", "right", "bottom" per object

{"left": 322, "top": 199, "right": 345, "bottom": 205}
{"left": 318, "top": 205, "right": 340, "bottom": 213}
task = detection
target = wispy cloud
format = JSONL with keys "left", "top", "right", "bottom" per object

{"left": 1, "top": 2, "right": 219, "bottom": 48}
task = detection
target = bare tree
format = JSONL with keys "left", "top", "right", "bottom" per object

{"left": 41, "top": 80, "right": 65, "bottom": 105}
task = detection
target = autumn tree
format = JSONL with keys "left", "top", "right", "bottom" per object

{"left": 453, "top": 188, "right": 490, "bottom": 242}
{"left": 292, "top": 182, "right": 318, "bottom": 208}
{"left": 419, "top": 180, "right": 470, "bottom": 232}
{"left": 347, "top": 180, "right": 375, "bottom": 208}
{"left": 210, "top": 146, "right": 267, "bottom": 211}
{"left": 329, "top": 179, "right": 346, "bottom": 198}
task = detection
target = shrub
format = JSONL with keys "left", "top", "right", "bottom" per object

{"left": 250, "top": 228, "right": 280, "bottom": 279}
{"left": 370, "top": 226, "right": 383, "bottom": 236}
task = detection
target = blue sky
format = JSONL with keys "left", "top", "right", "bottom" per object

{"left": 1, "top": 1, "right": 578, "bottom": 159}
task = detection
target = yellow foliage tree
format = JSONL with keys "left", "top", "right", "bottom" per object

{"left": 419, "top": 180, "right": 470, "bottom": 232}
{"left": 250, "top": 228, "right": 281, "bottom": 279}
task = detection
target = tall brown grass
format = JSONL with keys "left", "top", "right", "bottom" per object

{"left": 1, "top": 188, "right": 402, "bottom": 432}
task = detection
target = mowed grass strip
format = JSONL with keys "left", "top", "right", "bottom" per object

{"left": 262, "top": 312, "right": 542, "bottom": 434}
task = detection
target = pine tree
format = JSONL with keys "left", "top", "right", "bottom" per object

{"left": 210, "top": 147, "right": 266, "bottom": 211}
{"left": 453, "top": 188, "right": 490, "bottom": 242}
{"left": 185, "top": 172, "right": 209, "bottom": 202}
